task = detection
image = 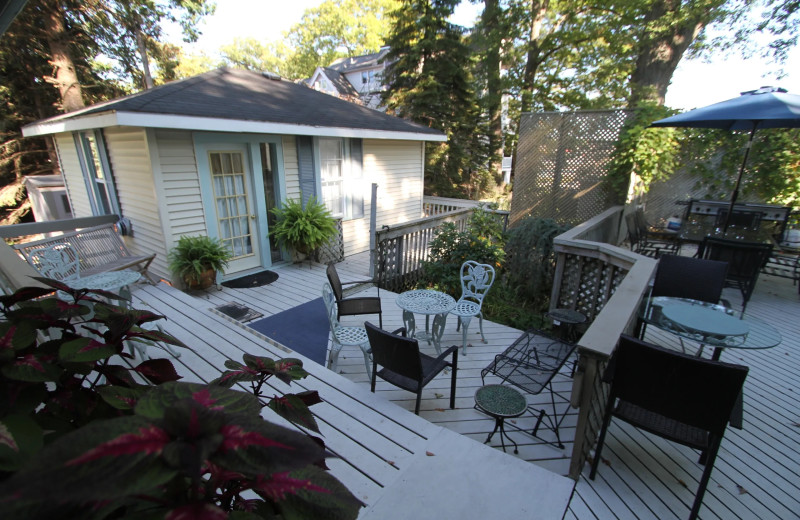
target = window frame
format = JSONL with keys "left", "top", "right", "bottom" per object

{"left": 316, "top": 137, "right": 363, "bottom": 220}
{"left": 73, "top": 130, "right": 121, "bottom": 216}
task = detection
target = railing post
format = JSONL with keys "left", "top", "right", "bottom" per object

{"left": 369, "top": 183, "right": 378, "bottom": 279}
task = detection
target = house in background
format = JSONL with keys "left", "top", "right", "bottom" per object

{"left": 308, "top": 47, "right": 391, "bottom": 110}
{"left": 21, "top": 67, "right": 445, "bottom": 283}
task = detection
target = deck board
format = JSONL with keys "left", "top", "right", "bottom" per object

{"left": 131, "top": 255, "right": 800, "bottom": 520}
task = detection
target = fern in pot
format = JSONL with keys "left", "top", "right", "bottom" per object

{"left": 168, "top": 235, "right": 232, "bottom": 290}
{"left": 270, "top": 197, "right": 338, "bottom": 262}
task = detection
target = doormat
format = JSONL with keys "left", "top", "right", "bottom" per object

{"left": 212, "top": 302, "right": 263, "bottom": 323}
{"left": 221, "top": 270, "right": 279, "bottom": 289}
{"left": 247, "top": 298, "right": 329, "bottom": 366}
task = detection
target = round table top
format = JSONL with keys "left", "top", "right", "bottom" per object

{"left": 474, "top": 384, "right": 527, "bottom": 418}
{"left": 396, "top": 289, "right": 456, "bottom": 315}
{"left": 65, "top": 270, "right": 141, "bottom": 292}
{"left": 641, "top": 296, "right": 781, "bottom": 350}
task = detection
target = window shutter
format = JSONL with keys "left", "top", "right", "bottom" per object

{"left": 349, "top": 138, "right": 364, "bottom": 218}
{"left": 296, "top": 136, "right": 316, "bottom": 207}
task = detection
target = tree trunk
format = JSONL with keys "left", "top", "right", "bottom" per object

{"left": 483, "top": 0, "right": 504, "bottom": 181}
{"left": 136, "top": 29, "right": 154, "bottom": 89}
{"left": 41, "top": 0, "right": 84, "bottom": 112}
{"left": 628, "top": 0, "right": 709, "bottom": 106}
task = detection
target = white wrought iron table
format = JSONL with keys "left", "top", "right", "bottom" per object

{"left": 395, "top": 289, "right": 456, "bottom": 354}
{"left": 64, "top": 270, "right": 142, "bottom": 303}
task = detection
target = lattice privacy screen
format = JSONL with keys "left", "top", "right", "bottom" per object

{"left": 314, "top": 219, "right": 344, "bottom": 264}
{"left": 511, "top": 110, "right": 634, "bottom": 228}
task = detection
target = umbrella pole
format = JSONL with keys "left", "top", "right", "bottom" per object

{"left": 723, "top": 125, "right": 757, "bottom": 233}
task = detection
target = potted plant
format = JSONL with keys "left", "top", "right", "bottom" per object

{"left": 168, "top": 234, "right": 232, "bottom": 290}
{"left": 270, "top": 197, "right": 338, "bottom": 262}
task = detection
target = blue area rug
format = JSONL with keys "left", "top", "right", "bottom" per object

{"left": 247, "top": 298, "right": 329, "bottom": 366}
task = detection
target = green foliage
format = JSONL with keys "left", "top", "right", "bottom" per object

{"left": 270, "top": 197, "right": 338, "bottom": 255}
{"left": 503, "top": 216, "right": 571, "bottom": 312}
{"left": 219, "top": 37, "right": 293, "bottom": 75}
{"left": 0, "top": 281, "right": 361, "bottom": 519}
{"left": 607, "top": 104, "right": 681, "bottom": 201}
{"left": 168, "top": 234, "right": 232, "bottom": 282}
{"left": 422, "top": 205, "right": 506, "bottom": 296}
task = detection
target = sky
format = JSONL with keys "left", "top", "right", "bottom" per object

{"left": 175, "top": 0, "right": 800, "bottom": 111}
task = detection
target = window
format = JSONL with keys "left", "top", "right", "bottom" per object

{"left": 319, "top": 137, "right": 363, "bottom": 219}
{"left": 74, "top": 130, "right": 120, "bottom": 216}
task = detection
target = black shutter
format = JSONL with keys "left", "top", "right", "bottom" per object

{"left": 349, "top": 138, "right": 364, "bottom": 218}
{"left": 296, "top": 136, "right": 316, "bottom": 207}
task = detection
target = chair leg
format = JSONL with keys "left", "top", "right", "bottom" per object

{"left": 360, "top": 342, "right": 372, "bottom": 379}
{"left": 478, "top": 312, "right": 486, "bottom": 343}
{"left": 449, "top": 351, "right": 458, "bottom": 410}
{"left": 370, "top": 361, "right": 378, "bottom": 393}
{"left": 328, "top": 341, "right": 342, "bottom": 373}
{"left": 378, "top": 311, "right": 383, "bottom": 329}
{"left": 459, "top": 316, "right": 472, "bottom": 354}
{"left": 689, "top": 440, "right": 722, "bottom": 520}
{"left": 414, "top": 390, "right": 422, "bottom": 415}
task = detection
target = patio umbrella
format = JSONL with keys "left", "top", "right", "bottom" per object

{"left": 651, "top": 86, "right": 800, "bottom": 232}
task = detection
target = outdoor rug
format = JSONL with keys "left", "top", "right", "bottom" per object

{"left": 221, "top": 270, "right": 279, "bottom": 289}
{"left": 247, "top": 298, "right": 329, "bottom": 366}
{"left": 212, "top": 302, "right": 263, "bottom": 323}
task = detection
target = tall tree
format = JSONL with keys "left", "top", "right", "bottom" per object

{"left": 383, "top": 0, "right": 489, "bottom": 197}
{"left": 219, "top": 37, "right": 292, "bottom": 76}
{"left": 284, "top": 0, "right": 400, "bottom": 79}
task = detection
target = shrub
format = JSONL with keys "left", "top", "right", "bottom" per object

{"left": 422, "top": 205, "right": 506, "bottom": 295}
{"left": 168, "top": 234, "right": 232, "bottom": 283}
{"left": 270, "top": 197, "right": 338, "bottom": 256}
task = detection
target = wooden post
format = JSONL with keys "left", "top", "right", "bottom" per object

{"left": 369, "top": 183, "right": 377, "bottom": 279}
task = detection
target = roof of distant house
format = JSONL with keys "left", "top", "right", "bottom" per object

{"left": 317, "top": 67, "right": 360, "bottom": 98}
{"left": 22, "top": 67, "right": 444, "bottom": 142}
{"left": 328, "top": 47, "right": 391, "bottom": 74}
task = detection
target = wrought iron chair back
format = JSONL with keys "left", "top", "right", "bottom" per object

{"left": 29, "top": 243, "right": 81, "bottom": 281}
{"left": 451, "top": 260, "right": 495, "bottom": 353}
{"left": 698, "top": 237, "right": 773, "bottom": 315}
{"left": 322, "top": 282, "right": 372, "bottom": 376}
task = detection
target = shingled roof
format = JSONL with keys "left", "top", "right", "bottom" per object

{"left": 22, "top": 67, "right": 445, "bottom": 141}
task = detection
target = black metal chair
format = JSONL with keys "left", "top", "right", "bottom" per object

{"left": 714, "top": 209, "right": 762, "bottom": 231}
{"left": 638, "top": 254, "right": 729, "bottom": 342}
{"left": 326, "top": 262, "right": 382, "bottom": 328}
{"left": 625, "top": 211, "right": 678, "bottom": 258}
{"left": 364, "top": 321, "right": 458, "bottom": 415}
{"left": 697, "top": 237, "right": 773, "bottom": 315}
{"left": 590, "top": 335, "right": 748, "bottom": 520}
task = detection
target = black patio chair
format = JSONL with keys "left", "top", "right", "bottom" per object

{"left": 714, "top": 209, "right": 762, "bottom": 231}
{"left": 590, "top": 335, "right": 748, "bottom": 520}
{"left": 639, "top": 254, "right": 730, "bottom": 343}
{"left": 625, "top": 211, "right": 678, "bottom": 258}
{"left": 364, "top": 321, "right": 458, "bottom": 415}
{"left": 697, "top": 237, "right": 773, "bottom": 315}
{"left": 326, "top": 262, "right": 382, "bottom": 328}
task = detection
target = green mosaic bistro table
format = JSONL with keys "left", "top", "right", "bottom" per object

{"left": 474, "top": 384, "right": 528, "bottom": 454}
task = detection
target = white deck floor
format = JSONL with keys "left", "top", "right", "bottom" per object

{"left": 132, "top": 254, "right": 800, "bottom": 520}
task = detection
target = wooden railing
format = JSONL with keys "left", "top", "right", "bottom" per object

{"left": 422, "top": 196, "right": 510, "bottom": 230}
{"left": 548, "top": 206, "right": 658, "bottom": 480}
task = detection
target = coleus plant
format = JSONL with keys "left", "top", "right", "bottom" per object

{"left": 0, "top": 280, "right": 362, "bottom": 519}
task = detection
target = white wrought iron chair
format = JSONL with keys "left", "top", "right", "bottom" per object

{"left": 322, "top": 282, "right": 372, "bottom": 377}
{"left": 29, "top": 243, "right": 82, "bottom": 281}
{"left": 451, "top": 260, "right": 496, "bottom": 354}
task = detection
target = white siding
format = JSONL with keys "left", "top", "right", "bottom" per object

{"left": 282, "top": 136, "right": 300, "bottom": 200}
{"left": 342, "top": 139, "right": 424, "bottom": 256}
{"left": 54, "top": 133, "right": 91, "bottom": 218}
{"left": 152, "top": 129, "right": 207, "bottom": 280}
{"left": 102, "top": 127, "right": 171, "bottom": 280}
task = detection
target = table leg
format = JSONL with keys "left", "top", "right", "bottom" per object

{"left": 402, "top": 310, "right": 416, "bottom": 338}
{"left": 431, "top": 313, "right": 447, "bottom": 355}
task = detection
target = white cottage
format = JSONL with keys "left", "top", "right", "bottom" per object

{"left": 22, "top": 67, "right": 446, "bottom": 283}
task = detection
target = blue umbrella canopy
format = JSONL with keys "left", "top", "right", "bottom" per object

{"left": 651, "top": 87, "right": 800, "bottom": 130}
{"left": 650, "top": 86, "right": 800, "bottom": 232}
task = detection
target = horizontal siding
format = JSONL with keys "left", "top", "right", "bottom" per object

{"left": 155, "top": 129, "right": 207, "bottom": 242}
{"left": 282, "top": 136, "right": 301, "bottom": 201}
{"left": 54, "top": 133, "right": 91, "bottom": 218}
{"left": 103, "top": 127, "right": 169, "bottom": 280}
{"left": 341, "top": 139, "right": 423, "bottom": 256}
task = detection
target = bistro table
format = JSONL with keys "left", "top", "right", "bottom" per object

{"left": 473, "top": 384, "right": 528, "bottom": 454}
{"left": 639, "top": 296, "right": 782, "bottom": 361}
{"left": 63, "top": 270, "right": 142, "bottom": 304}
{"left": 395, "top": 289, "right": 456, "bottom": 355}
{"left": 640, "top": 296, "right": 782, "bottom": 428}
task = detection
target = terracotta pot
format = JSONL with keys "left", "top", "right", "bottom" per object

{"left": 185, "top": 267, "right": 216, "bottom": 290}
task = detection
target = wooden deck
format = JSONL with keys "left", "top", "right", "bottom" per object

{"left": 131, "top": 254, "right": 800, "bottom": 520}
